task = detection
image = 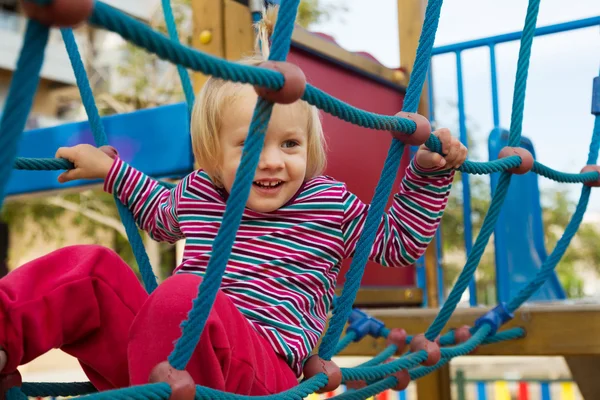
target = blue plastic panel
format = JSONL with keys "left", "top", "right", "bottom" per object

{"left": 7, "top": 102, "right": 194, "bottom": 196}
{"left": 488, "top": 128, "right": 566, "bottom": 303}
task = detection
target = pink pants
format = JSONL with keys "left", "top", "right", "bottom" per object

{"left": 0, "top": 245, "right": 298, "bottom": 395}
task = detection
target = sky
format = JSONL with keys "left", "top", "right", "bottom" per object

{"left": 308, "top": 0, "right": 600, "bottom": 214}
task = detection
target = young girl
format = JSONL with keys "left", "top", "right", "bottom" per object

{"left": 0, "top": 32, "right": 466, "bottom": 397}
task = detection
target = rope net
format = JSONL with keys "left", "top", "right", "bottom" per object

{"left": 0, "top": 0, "right": 598, "bottom": 398}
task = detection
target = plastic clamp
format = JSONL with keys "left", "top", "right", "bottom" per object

{"left": 592, "top": 76, "right": 599, "bottom": 116}
{"left": 346, "top": 308, "right": 385, "bottom": 341}
{"left": 474, "top": 302, "right": 514, "bottom": 336}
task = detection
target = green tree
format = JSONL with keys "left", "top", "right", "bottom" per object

{"left": 296, "top": 0, "right": 348, "bottom": 28}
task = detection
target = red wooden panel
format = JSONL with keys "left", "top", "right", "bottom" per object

{"left": 287, "top": 47, "right": 416, "bottom": 288}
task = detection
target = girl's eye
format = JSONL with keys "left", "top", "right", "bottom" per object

{"left": 282, "top": 140, "right": 298, "bottom": 148}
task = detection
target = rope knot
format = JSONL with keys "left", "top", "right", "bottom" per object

{"left": 390, "top": 112, "right": 431, "bottom": 146}
{"left": 580, "top": 165, "right": 600, "bottom": 187}
{"left": 22, "top": 0, "right": 93, "bottom": 27}
{"left": 149, "top": 361, "right": 195, "bottom": 400}
{"left": 498, "top": 146, "right": 534, "bottom": 174}
{"left": 254, "top": 61, "right": 306, "bottom": 104}
{"left": 302, "top": 355, "right": 342, "bottom": 394}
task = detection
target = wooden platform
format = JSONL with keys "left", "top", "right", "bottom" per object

{"left": 337, "top": 303, "right": 600, "bottom": 357}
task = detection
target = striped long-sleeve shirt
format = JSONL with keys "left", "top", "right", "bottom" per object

{"left": 104, "top": 157, "right": 454, "bottom": 376}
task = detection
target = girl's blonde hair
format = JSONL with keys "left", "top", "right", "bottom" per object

{"left": 190, "top": 6, "right": 326, "bottom": 187}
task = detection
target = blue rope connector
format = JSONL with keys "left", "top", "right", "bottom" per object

{"left": 592, "top": 76, "right": 600, "bottom": 115}
{"left": 346, "top": 309, "right": 385, "bottom": 341}
{"left": 474, "top": 303, "right": 514, "bottom": 336}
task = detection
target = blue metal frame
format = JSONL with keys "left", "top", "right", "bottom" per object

{"left": 7, "top": 102, "right": 193, "bottom": 196}
{"left": 432, "top": 16, "right": 600, "bottom": 56}
{"left": 428, "top": 16, "right": 599, "bottom": 306}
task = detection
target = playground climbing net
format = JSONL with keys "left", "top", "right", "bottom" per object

{"left": 1, "top": 0, "right": 599, "bottom": 398}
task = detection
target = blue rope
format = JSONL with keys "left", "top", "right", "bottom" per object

{"left": 167, "top": 0, "right": 301, "bottom": 371}
{"left": 318, "top": 0, "right": 444, "bottom": 361}
{"left": 4, "top": 0, "right": 598, "bottom": 398}
{"left": 507, "top": 115, "right": 600, "bottom": 311}
{"left": 423, "top": 0, "right": 541, "bottom": 341}
{"left": 60, "top": 28, "right": 159, "bottom": 294}
{"left": 160, "top": 0, "right": 195, "bottom": 115}
{"left": 0, "top": 20, "right": 48, "bottom": 206}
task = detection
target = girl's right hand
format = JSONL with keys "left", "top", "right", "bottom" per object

{"left": 55, "top": 144, "right": 118, "bottom": 183}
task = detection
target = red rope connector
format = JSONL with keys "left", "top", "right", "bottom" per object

{"left": 302, "top": 355, "right": 342, "bottom": 394}
{"left": 386, "top": 328, "right": 408, "bottom": 355}
{"left": 409, "top": 334, "right": 441, "bottom": 367}
{"left": 22, "top": 0, "right": 93, "bottom": 27}
{"left": 149, "top": 361, "right": 195, "bottom": 400}
{"left": 498, "top": 146, "right": 534, "bottom": 174}
{"left": 390, "top": 112, "right": 431, "bottom": 146}
{"left": 581, "top": 165, "right": 600, "bottom": 187}
{"left": 254, "top": 61, "right": 306, "bottom": 104}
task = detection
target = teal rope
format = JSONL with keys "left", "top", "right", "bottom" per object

{"left": 167, "top": 0, "right": 301, "bottom": 371}
{"left": 160, "top": 0, "right": 195, "bottom": 115}
{"left": 14, "top": 157, "right": 73, "bottom": 170}
{"left": 70, "top": 383, "right": 171, "bottom": 400}
{"left": 60, "top": 28, "right": 159, "bottom": 294}
{"left": 333, "top": 331, "right": 357, "bottom": 354}
{"left": 14, "top": 153, "right": 600, "bottom": 185}
{"left": 194, "top": 376, "right": 327, "bottom": 399}
{"left": 4, "top": 1, "right": 596, "bottom": 399}
{"left": 423, "top": 0, "right": 541, "bottom": 342}
{"left": 533, "top": 161, "right": 600, "bottom": 183}
{"left": 335, "top": 377, "right": 398, "bottom": 400}
{"left": 21, "top": 382, "right": 97, "bottom": 397}
{"left": 318, "top": 0, "right": 444, "bottom": 361}
{"left": 508, "top": 115, "right": 600, "bottom": 311}
{"left": 5, "top": 388, "right": 27, "bottom": 400}
{"left": 0, "top": 20, "right": 49, "bottom": 206}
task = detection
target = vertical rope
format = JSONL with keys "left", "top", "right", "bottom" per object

{"left": 0, "top": 20, "right": 49, "bottom": 206}
{"left": 60, "top": 28, "right": 159, "bottom": 294}
{"left": 423, "top": 0, "right": 541, "bottom": 341}
{"left": 160, "top": 0, "right": 195, "bottom": 115}
{"left": 507, "top": 114, "right": 600, "bottom": 311}
{"left": 318, "top": 0, "right": 444, "bottom": 360}
{"left": 167, "top": 0, "right": 301, "bottom": 370}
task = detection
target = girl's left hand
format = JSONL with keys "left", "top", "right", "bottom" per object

{"left": 414, "top": 128, "right": 467, "bottom": 170}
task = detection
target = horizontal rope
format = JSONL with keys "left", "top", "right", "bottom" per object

{"left": 21, "top": 382, "right": 97, "bottom": 397}
{"left": 14, "top": 155, "right": 600, "bottom": 184}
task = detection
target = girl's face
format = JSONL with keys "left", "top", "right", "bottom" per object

{"left": 218, "top": 85, "right": 309, "bottom": 213}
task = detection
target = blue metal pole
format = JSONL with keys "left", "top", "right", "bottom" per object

{"left": 489, "top": 45, "right": 500, "bottom": 129}
{"left": 540, "top": 382, "right": 551, "bottom": 400}
{"left": 399, "top": 389, "right": 407, "bottom": 400}
{"left": 476, "top": 381, "right": 487, "bottom": 400}
{"left": 455, "top": 50, "right": 477, "bottom": 306}
{"left": 427, "top": 64, "right": 446, "bottom": 305}
{"left": 436, "top": 228, "right": 445, "bottom": 304}
{"left": 432, "top": 16, "right": 600, "bottom": 55}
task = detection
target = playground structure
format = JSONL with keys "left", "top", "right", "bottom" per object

{"left": 0, "top": 0, "right": 599, "bottom": 400}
